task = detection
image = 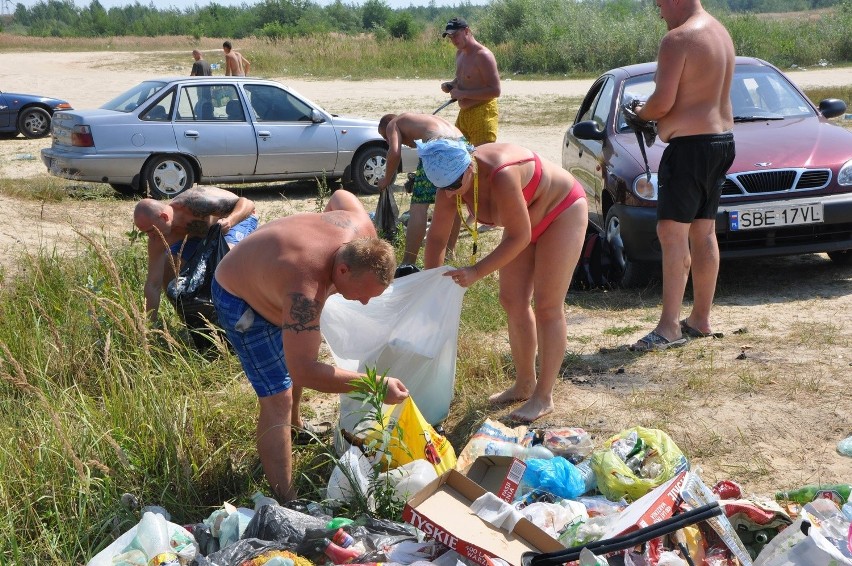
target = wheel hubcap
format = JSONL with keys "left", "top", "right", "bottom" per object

{"left": 153, "top": 161, "right": 186, "bottom": 195}
{"left": 363, "top": 156, "right": 386, "bottom": 187}
{"left": 606, "top": 216, "right": 627, "bottom": 271}
{"left": 24, "top": 113, "right": 47, "bottom": 135}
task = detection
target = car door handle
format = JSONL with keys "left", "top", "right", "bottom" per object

{"left": 257, "top": 131, "right": 271, "bottom": 138}
{"left": 184, "top": 130, "right": 199, "bottom": 138}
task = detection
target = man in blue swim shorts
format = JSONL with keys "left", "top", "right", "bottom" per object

{"left": 377, "top": 112, "right": 462, "bottom": 266}
{"left": 212, "top": 189, "right": 409, "bottom": 501}
{"left": 133, "top": 186, "right": 257, "bottom": 321}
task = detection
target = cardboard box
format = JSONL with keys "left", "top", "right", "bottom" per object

{"left": 601, "top": 470, "right": 689, "bottom": 539}
{"left": 464, "top": 456, "right": 527, "bottom": 503}
{"left": 403, "top": 469, "right": 565, "bottom": 566}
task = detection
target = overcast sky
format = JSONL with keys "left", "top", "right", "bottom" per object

{"left": 11, "top": 0, "right": 486, "bottom": 10}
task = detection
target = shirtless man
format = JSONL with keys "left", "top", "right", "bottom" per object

{"left": 440, "top": 17, "right": 501, "bottom": 146}
{"left": 133, "top": 187, "right": 257, "bottom": 322}
{"left": 378, "top": 112, "right": 463, "bottom": 265}
{"left": 211, "top": 189, "right": 409, "bottom": 500}
{"left": 630, "top": 0, "right": 736, "bottom": 351}
{"left": 223, "top": 40, "right": 250, "bottom": 76}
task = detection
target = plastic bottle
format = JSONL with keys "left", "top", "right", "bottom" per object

{"left": 575, "top": 460, "right": 597, "bottom": 494}
{"left": 136, "top": 511, "right": 180, "bottom": 566}
{"left": 332, "top": 527, "right": 355, "bottom": 548}
{"left": 774, "top": 484, "right": 852, "bottom": 505}
{"left": 326, "top": 517, "right": 355, "bottom": 529}
{"left": 842, "top": 501, "right": 852, "bottom": 521}
{"left": 251, "top": 491, "right": 279, "bottom": 510}
{"left": 322, "top": 538, "right": 362, "bottom": 564}
{"left": 837, "top": 436, "right": 852, "bottom": 457}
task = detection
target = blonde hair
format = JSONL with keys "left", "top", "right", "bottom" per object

{"left": 339, "top": 238, "right": 396, "bottom": 286}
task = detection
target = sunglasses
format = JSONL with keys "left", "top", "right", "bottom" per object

{"left": 440, "top": 174, "right": 465, "bottom": 191}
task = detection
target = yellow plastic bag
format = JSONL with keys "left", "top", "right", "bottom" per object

{"left": 380, "top": 397, "right": 456, "bottom": 475}
{"left": 590, "top": 426, "right": 689, "bottom": 502}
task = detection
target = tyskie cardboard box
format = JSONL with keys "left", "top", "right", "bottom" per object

{"left": 464, "top": 456, "right": 527, "bottom": 502}
{"left": 601, "top": 470, "right": 689, "bottom": 539}
{"left": 403, "top": 469, "right": 564, "bottom": 566}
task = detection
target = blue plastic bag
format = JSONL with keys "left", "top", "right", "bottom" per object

{"left": 522, "top": 457, "right": 585, "bottom": 499}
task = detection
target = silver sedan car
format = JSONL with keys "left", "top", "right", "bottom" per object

{"left": 41, "top": 77, "right": 417, "bottom": 198}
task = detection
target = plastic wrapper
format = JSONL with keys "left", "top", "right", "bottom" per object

{"left": 540, "top": 427, "right": 594, "bottom": 464}
{"left": 190, "top": 538, "right": 291, "bottom": 566}
{"left": 589, "top": 426, "right": 688, "bottom": 502}
{"left": 242, "top": 504, "right": 327, "bottom": 545}
{"left": 522, "top": 457, "right": 586, "bottom": 500}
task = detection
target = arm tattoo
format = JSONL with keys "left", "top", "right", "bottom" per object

{"left": 282, "top": 293, "right": 321, "bottom": 333}
{"left": 322, "top": 211, "right": 356, "bottom": 229}
{"left": 182, "top": 191, "right": 237, "bottom": 217}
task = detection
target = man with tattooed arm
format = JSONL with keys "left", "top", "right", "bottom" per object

{"left": 211, "top": 189, "right": 409, "bottom": 501}
{"left": 133, "top": 186, "right": 258, "bottom": 322}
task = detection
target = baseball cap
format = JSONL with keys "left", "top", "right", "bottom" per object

{"left": 442, "top": 17, "right": 469, "bottom": 37}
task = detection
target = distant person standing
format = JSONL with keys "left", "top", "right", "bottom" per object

{"left": 440, "top": 17, "right": 501, "bottom": 146}
{"left": 190, "top": 50, "right": 212, "bottom": 76}
{"left": 629, "top": 0, "right": 736, "bottom": 351}
{"left": 223, "top": 41, "right": 251, "bottom": 77}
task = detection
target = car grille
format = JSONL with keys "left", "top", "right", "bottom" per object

{"left": 721, "top": 169, "right": 831, "bottom": 197}
{"left": 718, "top": 221, "right": 852, "bottom": 253}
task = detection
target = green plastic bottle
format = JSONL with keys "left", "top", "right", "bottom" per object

{"left": 774, "top": 484, "right": 852, "bottom": 505}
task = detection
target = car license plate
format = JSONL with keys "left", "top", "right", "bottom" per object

{"left": 729, "top": 202, "right": 823, "bottom": 231}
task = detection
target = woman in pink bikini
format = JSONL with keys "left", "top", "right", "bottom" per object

{"left": 416, "top": 138, "right": 587, "bottom": 423}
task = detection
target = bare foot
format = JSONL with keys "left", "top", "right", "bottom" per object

{"left": 509, "top": 398, "right": 554, "bottom": 424}
{"left": 488, "top": 385, "right": 533, "bottom": 405}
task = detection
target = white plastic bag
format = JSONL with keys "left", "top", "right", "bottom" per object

{"left": 321, "top": 266, "right": 466, "bottom": 449}
{"left": 86, "top": 512, "right": 197, "bottom": 566}
{"left": 754, "top": 498, "right": 852, "bottom": 566}
{"left": 326, "top": 445, "right": 374, "bottom": 505}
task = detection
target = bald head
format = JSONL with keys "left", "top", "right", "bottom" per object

{"left": 133, "top": 199, "right": 173, "bottom": 236}
{"left": 192, "top": 49, "right": 202, "bottom": 60}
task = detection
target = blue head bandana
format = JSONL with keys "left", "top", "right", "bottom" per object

{"left": 415, "top": 138, "right": 472, "bottom": 188}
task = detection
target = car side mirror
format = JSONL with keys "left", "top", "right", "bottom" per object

{"left": 572, "top": 120, "right": 605, "bottom": 141}
{"left": 311, "top": 109, "right": 326, "bottom": 124}
{"left": 818, "top": 98, "right": 847, "bottom": 119}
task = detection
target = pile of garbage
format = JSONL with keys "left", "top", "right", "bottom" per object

{"left": 89, "top": 419, "right": 852, "bottom": 566}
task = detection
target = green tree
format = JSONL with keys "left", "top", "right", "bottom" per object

{"left": 361, "top": 0, "right": 391, "bottom": 30}
{"left": 387, "top": 11, "right": 419, "bottom": 39}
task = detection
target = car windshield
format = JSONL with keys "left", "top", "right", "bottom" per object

{"left": 617, "top": 64, "right": 814, "bottom": 131}
{"left": 101, "top": 81, "right": 168, "bottom": 113}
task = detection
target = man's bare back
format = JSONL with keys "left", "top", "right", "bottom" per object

{"left": 215, "top": 209, "right": 376, "bottom": 326}
{"left": 392, "top": 113, "right": 462, "bottom": 147}
{"left": 639, "top": 2, "right": 734, "bottom": 141}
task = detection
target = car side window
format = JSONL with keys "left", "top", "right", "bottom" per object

{"left": 140, "top": 90, "right": 174, "bottom": 122}
{"left": 244, "top": 84, "right": 313, "bottom": 122}
{"left": 590, "top": 78, "right": 615, "bottom": 130}
{"left": 577, "top": 79, "right": 607, "bottom": 124}
{"left": 176, "top": 85, "right": 241, "bottom": 121}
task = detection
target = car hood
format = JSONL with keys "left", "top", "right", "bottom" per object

{"left": 618, "top": 117, "right": 852, "bottom": 175}
{"left": 2, "top": 92, "right": 69, "bottom": 105}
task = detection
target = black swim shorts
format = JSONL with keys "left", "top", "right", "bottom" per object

{"left": 657, "top": 132, "right": 735, "bottom": 222}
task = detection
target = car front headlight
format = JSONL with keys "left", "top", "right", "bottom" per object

{"left": 839, "top": 159, "right": 852, "bottom": 186}
{"left": 632, "top": 173, "right": 658, "bottom": 201}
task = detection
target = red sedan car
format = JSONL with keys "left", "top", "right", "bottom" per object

{"left": 563, "top": 57, "right": 852, "bottom": 286}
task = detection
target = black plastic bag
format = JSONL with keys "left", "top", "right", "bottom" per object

{"left": 166, "top": 224, "right": 229, "bottom": 350}
{"left": 242, "top": 504, "right": 327, "bottom": 545}
{"left": 374, "top": 187, "right": 399, "bottom": 243}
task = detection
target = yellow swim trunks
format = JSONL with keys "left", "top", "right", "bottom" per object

{"left": 455, "top": 99, "right": 498, "bottom": 146}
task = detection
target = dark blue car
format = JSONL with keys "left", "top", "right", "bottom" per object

{"left": 0, "top": 90, "right": 72, "bottom": 139}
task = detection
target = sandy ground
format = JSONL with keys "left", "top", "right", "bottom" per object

{"left": 2, "top": 51, "right": 851, "bottom": 500}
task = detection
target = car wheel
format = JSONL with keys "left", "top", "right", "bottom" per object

{"left": 351, "top": 146, "right": 387, "bottom": 194}
{"left": 605, "top": 209, "right": 655, "bottom": 288}
{"left": 17, "top": 107, "right": 51, "bottom": 139}
{"left": 144, "top": 155, "right": 194, "bottom": 199}
{"left": 827, "top": 250, "right": 852, "bottom": 266}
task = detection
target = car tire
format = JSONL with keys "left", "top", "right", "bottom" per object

{"left": 143, "top": 154, "right": 195, "bottom": 199}
{"left": 605, "top": 209, "right": 656, "bottom": 288}
{"left": 351, "top": 146, "right": 387, "bottom": 194}
{"left": 17, "top": 107, "right": 52, "bottom": 139}
{"left": 827, "top": 250, "right": 852, "bottom": 266}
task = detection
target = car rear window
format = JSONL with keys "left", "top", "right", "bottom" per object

{"left": 101, "top": 81, "right": 168, "bottom": 113}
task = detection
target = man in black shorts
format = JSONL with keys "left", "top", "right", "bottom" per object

{"left": 629, "top": 0, "right": 736, "bottom": 351}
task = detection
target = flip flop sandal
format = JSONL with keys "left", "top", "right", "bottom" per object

{"left": 629, "top": 330, "right": 687, "bottom": 352}
{"left": 680, "top": 319, "right": 724, "bottom": 339}
{"left": 292, "top": 421, "right": 334, "bottom": 445}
